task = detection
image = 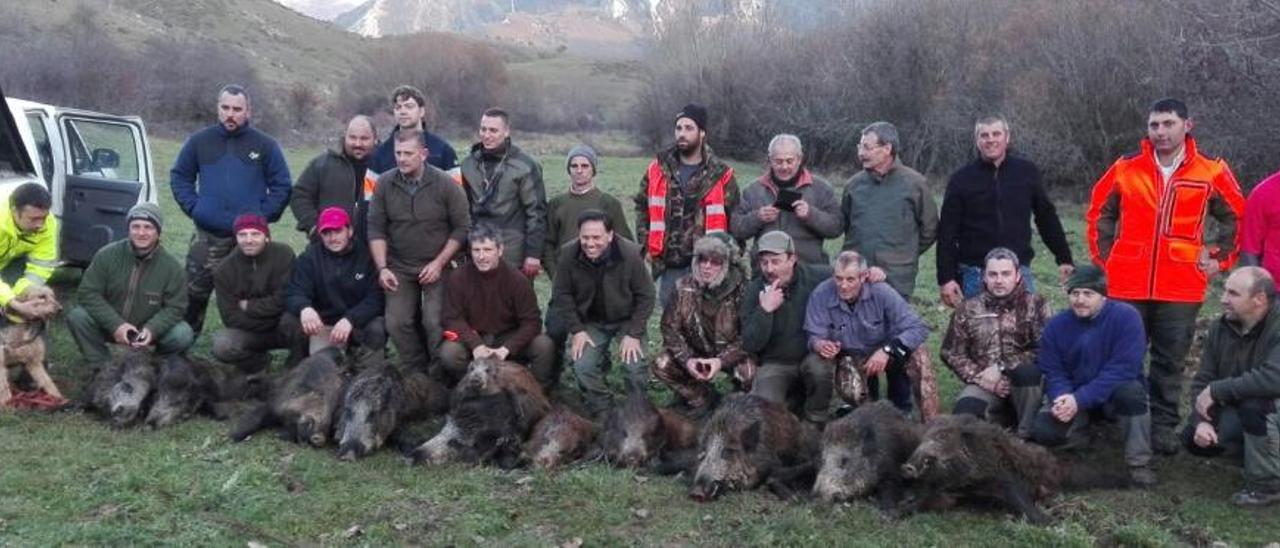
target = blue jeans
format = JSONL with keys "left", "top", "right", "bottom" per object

{"left": 959, "top": 264, "right": 1036, "bottom": 299}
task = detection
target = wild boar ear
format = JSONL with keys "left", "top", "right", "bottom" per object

{"left": 742, "top": 421, "right": 762, "bottom": 452}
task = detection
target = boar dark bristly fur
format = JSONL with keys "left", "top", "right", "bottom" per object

{"left": 598, "top": 387, "right": 699, "bottom": 470}
{"left": 524, "top": 405, "right": 597, "bottom": 470}
{"left": 689, "top": 394, "right": 819, "bottom": 502}
{"left": 229, "top": 348, "right": 347, "bottom": 447}
{"left": 899, "top": 413, "right": 1128, "bottom": 525}
{"left": 813, "top": 401, "right": 922, "bottom": 512}
{"left": 408, "top": 392, "right": 522, "bottom": 467}
{"left": 334, "top": 366, "right": 449, "bottom": 460}
{"left": 452, "top": 359, "right": 550, "bottom": 437}
{"left": 145, "top": 355, "right": 240, "bottom": 429}
{"left": 83, "top": 349, "right": 157, "bottom": 429}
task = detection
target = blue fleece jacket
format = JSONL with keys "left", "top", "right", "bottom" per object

{"left": 1039, "top": 300, "right": 1147, "bottom": 409}
{"left": 368, "top": 126, "right": 459, "bottom": 175}
{"left": 170, "top": 123, "right": 292, "bottom": 237}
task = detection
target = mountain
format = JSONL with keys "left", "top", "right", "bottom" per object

{"left": 276, "top": 0, "right": 366, "bottom": 20}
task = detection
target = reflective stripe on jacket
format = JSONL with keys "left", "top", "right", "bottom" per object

{"left": 645, "top": 160, "right": 732, "bottom": 259}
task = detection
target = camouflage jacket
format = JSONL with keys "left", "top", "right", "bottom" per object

{"left": 634, "top": 144, "right": 740, "bottom": 276}
{"left": 940, "top": 282, "right": 1051, "bottom": 383}
{"left": 660, "top": 265, "right": 749, "bottom": 366}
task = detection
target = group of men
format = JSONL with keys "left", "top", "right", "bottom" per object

{"left": 0, "top": 82, "right": 1274, "bottom": 506}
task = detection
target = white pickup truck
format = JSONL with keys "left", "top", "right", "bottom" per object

{"left": 0, "top": 86, "right": 158, "bottom": 265}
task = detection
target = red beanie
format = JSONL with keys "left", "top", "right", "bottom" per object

{"left": 233, "top": 213, "right": 270, "bottom": 237}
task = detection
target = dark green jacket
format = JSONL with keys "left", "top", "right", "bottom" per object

{"left": 740, "top": 262, "right": 833, "bottom": 363}
{"left": 1192, "top": 304, "right": 1280, "bottom": 406}
{"left": 544, "top": 187, "right": 633, "bottom": 279}
{"left": 214, "top": 241, "right": 296, "bottom": 332}
{"left": 460, "top": 140, "right": 547, "bottom": 264}
{"left": 840, "top": 160, "right": 938, "bottom": 297}
{"left": 368, "top": 165, "right": 471, "bottom": 276}
{"left": 550, "top": 237, "right": 654, "bottom": 338}
{"left": 77, "top": 240, "right": 187, "bottom": 336}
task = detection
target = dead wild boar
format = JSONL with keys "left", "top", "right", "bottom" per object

{"left": 229, "top": 348, "right": 347, "bottom": 447}
{"left": 145, "top": 355, "right": 241, "bottom": 428}
{"left": 812, "top": 401, "right": 922, "bottom": 511}
{"left": 524, "top": 405, "right": 597, "bottom": 470}
{"left": 408, "top": 392, "right": 522, "bottom": 467}
{"left": 598, "top": 388, "right": 699, "bottom": 469}
{"left": 335, "top": 366, "right": 451, "bottom": 460}
{"left": 84, "top": 349, "right": 156, "bottom": 428}
{"left": 452, "top": 358, "right": 550, "bottom": 436}
{"left": 689, "top": 394, "right": 819, "bottom": 502}
{"left": 898, "top": 414, "right": 1128, "bottom": 525}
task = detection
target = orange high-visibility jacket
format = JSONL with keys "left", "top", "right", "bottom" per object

{"left": 1086, "top": 136, "right": 1245, "bottom": 303}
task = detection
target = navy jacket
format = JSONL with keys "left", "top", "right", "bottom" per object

{"left": 368, "top": 126, "right": 459, "bottom": 175}
{"left": 1039, "top": 300, "right": 1146, "bottom": 409}
{"left": 936, "top": 155, "right": 1072, "bottom": 285}
{"left": 170, "top": 123, "right": 292, "bottom": 237}
{"left": 285, "top": 238, "right": 384, "bottom": 329}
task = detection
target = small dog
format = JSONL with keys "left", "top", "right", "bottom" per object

{"left": 0, "top": 284, "right": 63, "bottom": 407}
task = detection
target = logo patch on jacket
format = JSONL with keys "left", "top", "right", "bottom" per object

{"left": 354, "top": 273, "right": 365, "bottom": 281}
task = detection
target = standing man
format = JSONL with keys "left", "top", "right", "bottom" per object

{"left": 1030, "top": 265, "right": 1156, "bottom": 487}
{"left": 0, "top": 183, "right": 59, "bottom": 321}
{"left": 1241, "top": 168, "right": 1280, "bottom": 286}
{"left": 460, "top": 108, "right": 547, "bottom": 275}
{"left": 739, "top": 231, "right": 832, "bottom": 412}
{"left": 551, "top": 210, "right": 654, "bottom": 413}
{"left": 290, "top": 115, "right": 378, "bottom": 240}
{"left": 936, "top": 115, "right": 1074, "bottom": 305}
{"left": 440, "top": 225, "right": 555, "bottom": 385}
{"left": 1183, "top": 267, "right": 1280, "bottom": 506}
{"left": 840, "top": 121, "right": 938, "bottom": 299}
{"left": 731, "top": 134, "right": 842, "bottom": 265}
{"left": 170, "top": 84, "right": 292, "bottom": 336}
{"left": 66, "top": 204, "right": 193, "bottom": 363}
{"left": 941, "top": 248, "right": 1051, "bottom": 438}
{"left": 544, "top": 144, "right": 633, "bottom": 278}
{"left": 636, "top": 103, "right": 740, "bottom": 308}
{"left": 1087, "top": 98, "right": 1246, "bottom": 454}
{"left": 369, "top": 129, "right": 471, "bottom": 371}
{"left": 653, "top": 234, "right": 753, "bottom": 417}
{"left": 286, "top": 207, "right": 387, "bottom": 363}
{"left": 210, "top": 213, "right": 302, "bottom": 374}
{"left": 368, "top": 85, "right": 460, "bottom": 178}
{"left": 804, "top": 250, "right": 940, "bottom": 424}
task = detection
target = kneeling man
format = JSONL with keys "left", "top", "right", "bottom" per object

{"left": 1184, "top": 267, "right": 1280, "bottom": 506}
{"left": 1030, "top": 265, "right": 1156, "bottom": 487}
{"left": 440, "top": 225, "right": 555, "bottom": 384}
{"left": 67, "top": 204, "right": 193, "bottom": 363}
{"left": 212, "top": 213, "right": 303, "bottom": 372}
{"left": 653, "top": 234, "right": 753, "bottom": 416}
{"left": 941, "top": 247, "right": 1050, "bottom": 437}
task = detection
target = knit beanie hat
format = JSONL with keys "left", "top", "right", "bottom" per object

{"left": 126, "top": 202, "right": 163, "bottom": 233}
{"left": 233, "top": 212, "right": 270, "bottom": 237}
{"left": 1066, "top": 265, "right": 1107, "bottom": 295}
{"left": 675, "top": 103, "right": 709, "bottom": 131}
{"left": 566, "top": 144, "right": 598, "bottom": 175}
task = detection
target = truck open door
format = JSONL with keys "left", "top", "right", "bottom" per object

{"left": 53, "top": 112, "right": 150, "bottom": 265}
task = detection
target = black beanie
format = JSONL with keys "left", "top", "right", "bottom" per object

{"left": 1066, "top": 265, "right": 1107, "bottom": 295}
{"left": 675, "top": 103, "right": 708, "bottom": 131}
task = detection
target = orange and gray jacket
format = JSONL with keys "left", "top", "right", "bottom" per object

{"left": 1086, "top": 136, "right": 1245, "bottom": 302}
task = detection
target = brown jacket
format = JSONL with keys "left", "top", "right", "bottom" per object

{"left": 940, "top": 282, "right": 1051, "bottom": 383}
{"left": 660, "top": 266, "right": 749, "bottom": 366}
{"left": 443, "top": 260, "right": 542, "bottom": 355}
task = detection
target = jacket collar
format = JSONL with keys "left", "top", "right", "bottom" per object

{"left": 755, "top": 168, "right": 813, "bottom": 192}
{"left": 1139, "top": 135, "right": 1200, "bottom": 169}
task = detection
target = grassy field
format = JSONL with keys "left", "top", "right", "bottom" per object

{"left": 1, "top": 135, "right": 1276, "bottom": 546}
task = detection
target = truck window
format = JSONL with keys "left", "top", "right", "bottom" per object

{"left": 25, "top": 113, "right": 54, "bottom": 185}
{"left": 63, "top": 118, "right": 140, "bottom": 182}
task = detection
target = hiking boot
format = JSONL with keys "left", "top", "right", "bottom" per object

{"left": 1152, "top": 428, "right": 1180, "bottom": 455}
{"left": 1231, "top": 487, "right": 1280, "bottom": 507}
{"left": 1129, "top": 466, "right": 1158, "bottom": 488}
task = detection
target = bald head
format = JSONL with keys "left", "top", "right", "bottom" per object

{"left": 344, "top": 115, "right": 376, "bottom": 160}
{"left": 1235, "top": 266, "right": 1275, "bottom": 303}
{"left": 1222, "top": 266, "right": 1275, "bottom": 327}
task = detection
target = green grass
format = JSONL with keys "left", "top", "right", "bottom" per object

{"left": 2, "top": 136, "right": 1277, "bottom": 545}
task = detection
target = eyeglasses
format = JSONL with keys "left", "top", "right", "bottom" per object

{"left": 857, "top": 142, "right": 886, "bottom": 152}
{"left": 695, "top": 255, "right": 726, "bottom": 266}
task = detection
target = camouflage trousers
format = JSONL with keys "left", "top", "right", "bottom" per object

{"left": 184, "top": 229, "right": 237, "bottom": 336}
{"left": 652, "top": 351, "right": 756, "bottom": 405}
{"left": 831, "top": 348, "right": 940, "bottom": 423}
